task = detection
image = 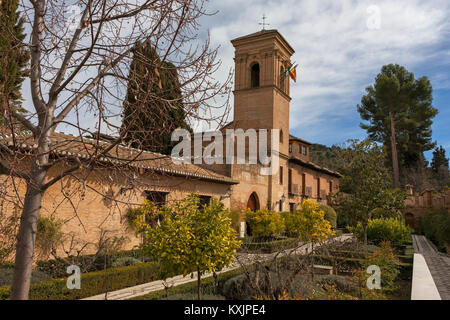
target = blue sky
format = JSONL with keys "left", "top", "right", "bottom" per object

{"left": 17, "top": 0, "right": 449, "bottom": 161}
{"left": 197, "top": 0, "right": 450, "bottom": 160}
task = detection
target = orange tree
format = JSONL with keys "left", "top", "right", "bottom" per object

{"left": 134, "top": 194, "right": 241, "bottom": 300}
{"left": 285, "top": 199, "right": 335, "bottom": 243}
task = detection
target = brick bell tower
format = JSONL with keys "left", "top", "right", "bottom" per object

{"left": 230, "top": 29, "right": 295, "bottom": 157}
{"left": 228, "top": 30, "right": 295, "bottom": 213}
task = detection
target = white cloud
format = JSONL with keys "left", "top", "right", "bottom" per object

{"left": 202, "top": 0, "right": 450, "bottom": 146}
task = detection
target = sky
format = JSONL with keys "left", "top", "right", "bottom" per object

{"left": 17, "top": 0, "right": 450, "bottom": 161}
{"left": 196, "top": 0, "right": 450, "bottom": 160}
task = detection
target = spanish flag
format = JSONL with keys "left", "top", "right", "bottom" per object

{"left": 289, "top": 66, "right": 297, "bottom": 82}
{"left": 284, "top": 64, "right": 298, "bottom": 83}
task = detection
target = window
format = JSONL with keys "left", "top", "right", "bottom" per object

{"left": 198, "top": 195, "right": 212, "bottom": 210}
{"left": 302, "top": 145, "right": 307, "bottom": 155}
{"left": 251, "top": 63, "right": 260, "bottom": 88}
{"left": 280, "top": 129, "right": 284, "bottom": 144}
{"left": 289, "top": 203, "right": 295, "bottom": 213}
{"left": 302, "top": 173, "right": 306, "bottom": 195}
{"left": 288, "top": 169, "right": 292, "bottom": 194}
{"left": 289, "top": 143, "right": 292, "bottom": 153}
{"left": 329, "top": 181, "right": 333, "bottom": 193}
{"left": 280, "top": 66, "right": 285, "bottom": 90}
{"left": 145, "top": 191, "right": 168, "bottom": 208}
{"left": 317, "top": 178, "right": 321, "bottom": 199}
{"left": 279, "top": 201, "right": 283, "bottom": 212}
{"left": 279, "top": 166, "right": 283, "bottom": 185}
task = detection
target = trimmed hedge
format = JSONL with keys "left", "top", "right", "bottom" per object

{"left": 132, "top": 268, "right": 245, "bottom": 300}
{"left": 36, "top": 249, "right": 148, "bottom": 278}
{"left": 239, "top": 237, "right": 300, "bottom": 253}
{"left": 421, "top": 208, "right": 450, "bottom": 253}
{"left": 0, "top": 262, "right": 159, "bottom": 300}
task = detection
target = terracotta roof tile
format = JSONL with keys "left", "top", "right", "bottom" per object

{"left": 0, "top": 130, "right": 239, "bottom": 184}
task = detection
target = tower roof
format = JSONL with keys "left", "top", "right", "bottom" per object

{"left": 231, "top": 29, "right": 295, "bottom": 55}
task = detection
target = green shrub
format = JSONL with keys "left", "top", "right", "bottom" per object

{"left": 36, "top": 216, "right": 64, "bottom": 259}
{"left": 421, "top": 209, "right": 450, "bottom": 252}
{"left": 222, "top": 274, "right": 253, "bottom": 300}
{"left": 245, "top": 208, "right": 284, "bottom": 238}
{"left": 318, "top": 204, "right": 337, "bottom": 229}
{"left": 228, "top": 210, "right": 242, "bottom": 233}
{"left": 239, "top": 237, "right": 299, "bottom": 254}
{"left": 111, "top": 256, "right": 142, "bottom": 268}
{"left": 0, "top": 262, "right": 160, "bottom": 300}
{"left": 36, "top": 249, "right": 146, "bottom": 278}
{"left": 317, "top": 275, "right": 353, "bottom": 294}
{"left": 0, "top": 268, "right": 52, "bottom": 287}
{"left": 162, "top": 293, "right": 225, "bottom": 300}
{"left": 364, "top": 242, "right": 401, "bottom": 292}
{"left": 349, "top": 217, "right": 412, "bottom": 247}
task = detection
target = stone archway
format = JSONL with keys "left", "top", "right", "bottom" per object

{"left": 247, "top": 192, "right": 260, "bottom": 212}
{"left": 405, "top": 212, "right": 415, "bottom": 230}
{"left": 246, "top": 192, "right": 260, "bottom": 236}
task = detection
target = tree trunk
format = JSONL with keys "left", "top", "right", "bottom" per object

{"left": 363, "top": 224, "right": 368, "bottom": 246}
{"left": 389, "top": 111, "right": 400, "bottom": 189}
{"left": 10, "top": 166, "right": 47, "bottom": 300}
{"left": 197, "top": 267, "right": 201, "bottom": 300}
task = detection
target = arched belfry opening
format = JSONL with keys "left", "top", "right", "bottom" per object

{"left": 250, "top": 63, "right": 260, "bottom": 88}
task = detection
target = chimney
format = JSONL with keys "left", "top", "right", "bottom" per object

{"left": 405, "top": 184, "right": 413, "bottom": 195}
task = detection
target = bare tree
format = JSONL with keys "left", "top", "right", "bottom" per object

{"left": 0, "top": 0, "right": 231, "bottom": 299}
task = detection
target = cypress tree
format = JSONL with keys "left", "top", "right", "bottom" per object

{"left": 0, "top": 0, "right": 29, "bottom": 126}
{"left": 431, "top": 146, "right": 449, "bottom": 173}
{"left": 121, "top": 41, "right": 191, "bottom": 155}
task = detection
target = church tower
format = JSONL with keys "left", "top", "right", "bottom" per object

{"left": 227, "top": 30, "right": 295, "bottom": 214}
{"left": 230, "top": 29, "right": 295, "bottom": 156}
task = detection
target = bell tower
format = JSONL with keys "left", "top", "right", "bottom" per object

{"left": 230, "top": 29, "right": 295, "bottom": 156}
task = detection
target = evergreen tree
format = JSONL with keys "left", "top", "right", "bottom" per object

{"left": 121, "top": 41, "right": 191, "bottom": 155}
{"left": 431, "top": 146, "right": 449, "bottom": 173}
{"left": 357, "top": 64, "right": 438, "bottom": 188}
{"left": 0, "top": 0, "right": 29, "bottom": 126}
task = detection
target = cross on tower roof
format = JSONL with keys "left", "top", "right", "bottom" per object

{"left": 259, "top": 14, "right": 270, "bottom": 30}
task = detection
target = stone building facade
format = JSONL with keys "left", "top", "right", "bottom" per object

{"left": 402, "top": 186, "right": 450, "bottom": 232}
{"left": 0, "top": 29, "right": 340, "bottom": 259}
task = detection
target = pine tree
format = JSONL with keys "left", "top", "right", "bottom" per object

{"left": 431, "top": 146, "right": 449, "bottom": 173}
{"left": 0, "top": 0, "right": 29, "bottom": 126}
{"left": 121, "top": 41, "right": 191, "bottom": 155}
{"left": 357, "top": 64, "right": 438, "bottom": 188}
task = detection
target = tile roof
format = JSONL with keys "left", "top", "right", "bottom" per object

{"left": 0, "top": 130, "right": 239, "bottom": 185}
{"left": 289, "top": 134, "right": 312, "bottom": 146}
{"left": 289, "top": 155, "right": 342, "bottom": 178}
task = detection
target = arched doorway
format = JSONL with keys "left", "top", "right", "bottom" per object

{"left": 405, "top": 213, "right": 415, "bottom": 230}
{"left": 246, "top": 192, "right": 260, "bottom": 236}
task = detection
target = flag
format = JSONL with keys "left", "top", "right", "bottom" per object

{"left": 283, "top": 64, "right": 298, "bottom": 83}
{"left": 289, "top": 66, "right": 297, "bottom": 82}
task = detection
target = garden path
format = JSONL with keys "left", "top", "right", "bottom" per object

{"left": 412, "top": 235, "right": 450, "bottom": 300}
{"left": 82, "top": 234, "right": 354, "bottom": 300}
